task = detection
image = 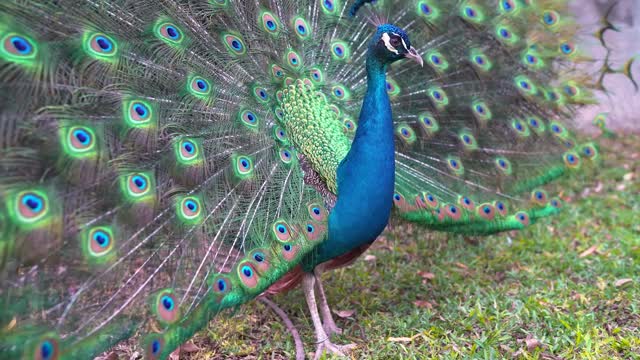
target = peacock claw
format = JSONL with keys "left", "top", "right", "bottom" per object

{"left": 313, "top": 340, "right": 356, "bottom": 360}
{"left": 323, "top": 321, "right": 343, "bottom": 337}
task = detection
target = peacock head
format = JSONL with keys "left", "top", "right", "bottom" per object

{"left": 369, "top": 24, "right": 423, "bottom": 67}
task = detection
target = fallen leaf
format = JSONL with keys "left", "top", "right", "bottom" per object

{"left": 616, "top": 183, "right": 626, "bottom": 191}
{"left": 594, "top": 182, "right": 604, "bottom": 193}
{"left": 463, "top": 236, "right": 479, "bottom": 245}
{"left": 512, "top": 349, "right": 524, "bottom": 358}
{"left": 5, "top": 317, "right": 16, "bottom": 331}
{"left": 525, "top": 338, "right": 543, "bottom": 351}
{"left": 169, "top": 348, "right": 180, "bottom": 360}
{"left": 180, "top": 342, "right": 200, "bottom": 353}
{"left": 417, "top": 271, "right": 435, "bottom": 280}
{"left": 454, "top": 262, "right": 468, "bottom": 270}
{"left": 333, "top": 309, "right": 356, "bottom": 318}
{"left": 541, "top": 352, "right": 563, "bottom": 360}
{"left": 571, "top": 292, "right": 587, "bottom": 304}
{"left": 614, "top": 278, "right": 633, "bottom": 288}
{"left": 387, "top": 337, "right": 415, "bottom": 343}
{"left": 387, "top": 333, "right": 421, "bottom": 343}
{"left": 413, "top": 300, "right": 433, "bottom": 309}
{"left": 579, "top": 245, "right": 598, "bottom": 258}
{"left": 105, "top": 353, "right": 119, "bottom": 360}
{"left": 94, "top": 352, "right": 120, "bottom": 360}
{"left": 149, "top": 322, "right": 162, "bottom": 334}
{"left": 364, "top": 254, "right": 377, "bottom": 261}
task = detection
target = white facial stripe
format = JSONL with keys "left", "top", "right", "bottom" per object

{"left": 381, "top": 33, "right": 398, "bottom": 54}
{"left": 400, "top": 38, "right": 409, "bottom": 51}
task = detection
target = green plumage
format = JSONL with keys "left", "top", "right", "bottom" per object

{"left": 281, "top": 80, "right": 351, "bottom": 193}
{"left": 0, "top": 0, "right": 609, "bottom": 358}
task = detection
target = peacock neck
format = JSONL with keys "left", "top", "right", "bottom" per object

{"left": 362, "top": 57, "right": 389, "bottom": 119}
{"left": 304, "top": 55, "right": 396, "bottom": 270}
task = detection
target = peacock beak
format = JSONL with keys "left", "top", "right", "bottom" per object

{"left": 404, "top": 46, "right": 423, "bottom": 67}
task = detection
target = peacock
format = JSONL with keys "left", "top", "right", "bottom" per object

{"left": 0, "top": 0, "right": 625, "bottom": 359}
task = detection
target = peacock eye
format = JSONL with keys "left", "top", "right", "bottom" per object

{"left": 390, "top": 36, "right": 401, "bottom": 47}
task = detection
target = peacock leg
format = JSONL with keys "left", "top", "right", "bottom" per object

{"left": 259, "top": 297, "right": 305, "bottom": 360}
{"left": 314, "top": 269, "right": 343, "bottom": 336}
{"left": 302, "top": 272, "right": 356, "bottom": 360}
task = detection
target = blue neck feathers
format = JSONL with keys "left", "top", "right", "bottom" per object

{"left": 304, "top": 55, "right": 396, "bottom": 269}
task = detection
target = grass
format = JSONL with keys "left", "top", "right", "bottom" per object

{"left": 181, "top": 135, "right": 640, "bottom": 359}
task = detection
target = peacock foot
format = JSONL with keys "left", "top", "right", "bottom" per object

{"left": 313, "top": 339, "right": 356, "bottom": 360}
{"left": 304, "top": 272, "right": 355, "bottom": 358}
{"left": 323, "top": 320, "right": 343, "bottom": 337}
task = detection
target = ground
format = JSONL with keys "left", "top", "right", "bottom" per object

{"left": 124, "top": 134, "right": 639, "bottom": 359}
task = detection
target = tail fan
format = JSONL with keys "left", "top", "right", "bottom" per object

{"left": 349, "top": 0, "right": 603, "bottom": 234}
